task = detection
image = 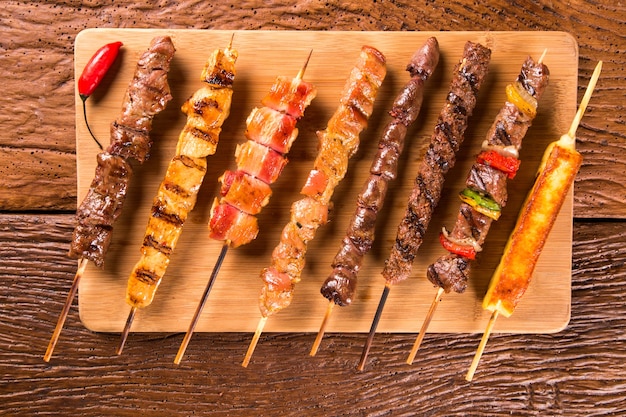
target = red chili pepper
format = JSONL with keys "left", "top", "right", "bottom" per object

{"left": 476, "top": 150, "right": 520, "bottom": 179}
{"left": 439, "top": 232, "right": 476, "bottom": 260}
{"left": 78, "top": 41, "right": 123, "bottom": 149}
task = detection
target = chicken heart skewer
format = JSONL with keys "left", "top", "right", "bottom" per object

{"left": 357, "top": 41, "right": 492, "bottom": 371}
{"left": 466, "top": 60, "right": 602, "bottom": 382}
{"left": 242, "top": 45, "right": 387, "bottom": 368}
{"left": 116, "top": 38, "right": 238, "bottom": 355}
{"left": 406, "top": 51, "right": 550, "bottom": 364}
{"left": 173, "top": 52, "right": 317, "bottom": 364}
{"left": 44, "top": 36, "right": 175, "bottom": 362}
{"left": 310, "top": 37, "right": 440, "bottom": 356}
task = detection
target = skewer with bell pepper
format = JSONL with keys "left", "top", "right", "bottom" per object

{"left": 465, "top": 60, "right": 603, "bottom": 381}
{"left": 406, "top": 53, "right": 550, "bottom": 364}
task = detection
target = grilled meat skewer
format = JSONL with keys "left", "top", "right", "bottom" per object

{"left": 357, "top": 41, "right": 492, "bottom": 371}
{"left": 45, "top": 36, "right": 175, "bottom": 362}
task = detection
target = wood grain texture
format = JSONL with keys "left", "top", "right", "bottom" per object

{"left": 2, "top": 216, "right": 625, "bottom": 416}
{"left": 0, "top": 1, "right": 623, "bottom": 215}
{"left": 1, "top": 1, "right": 625, "bottom": 416}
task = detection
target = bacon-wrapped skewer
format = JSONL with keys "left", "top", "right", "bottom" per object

{"left": 357, "top": 41, "right": 492, "bottom": 371}
{"left": 116, "top": 40, "right": 238, "bottom": 354}
{"left": 310, "top": 38, "right": 440, "bottom": 356}
{"left": 44, "top": 36, "right": 175, "bottom": 362}
{"left": 173, "top": 53, "right": 317, "bottom": 364}
{"left": 242, "top": 45, "right": 387, "bottom": 367}
{"left": 466, "top": 61, "right": 602, "bottom": 381}
{"left": 406, "top": 53, "right": 550, "bottom": 364}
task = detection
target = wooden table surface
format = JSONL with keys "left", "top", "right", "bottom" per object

{"left": 1, "top": 1, "right": 624, "bottom": 416}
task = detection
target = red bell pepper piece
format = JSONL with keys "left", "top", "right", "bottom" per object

{"left": 439, "top": 232, "right": 477, "bottom": 260}
{"left": 476, "top": 150, "right": 520, "bottom": 179}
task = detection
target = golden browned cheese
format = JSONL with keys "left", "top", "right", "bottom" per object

{"left": 126, "top": 46, "right": 237, "bottom": 309}
{"left": 482, "top": 138, "right": 583, "bottom": 317}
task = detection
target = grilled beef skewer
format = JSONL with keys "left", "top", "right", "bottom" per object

{"left": 45, "top": 36, "right": 175, "bottom": 362}
{"left": 69, "top": 36, "right": 176, "bottom": 266}
{"left": 310, "top": 38, "right": 440, "bottom": 356}
{"left": 321, "top": 37, "right": 440, "bottom": 307}
{"left": 358, "top": 41, "right": 492, "bottom": 371}
{"left": 382, "top": 41, "right": 492, "bottom": 286}
{"left": 427, "top": 55, "right": 550, "bottom": 294}
{"left": 407, "top": 54, "right": 550, "bottom": 364}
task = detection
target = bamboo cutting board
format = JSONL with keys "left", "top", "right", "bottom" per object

{"left": 74, "top": 29, "right": 578, "bottom": 334}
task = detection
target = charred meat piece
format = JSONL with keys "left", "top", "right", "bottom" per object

{"left": 382, "top": 41, "right": 492, "bottom": 286}
{"left": 260, "top": 45, "right": 387, "bottom": 316}
{"left": 427, "top": 55, "right": 550, "bottom": 294}
{"left": 69, "top": 36, "right": 176, "bottom": 267}
{"left": 320, "top": 38, "right": 441, "bottom": 306}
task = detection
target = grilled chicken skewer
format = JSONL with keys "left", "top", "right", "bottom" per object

{"left": 242, "top": 45, "right": 387, "bottom": 367}
{"left": 173, "top": 52, "right": 317, "bottom": 364}
{"left": 406, "top": 52, "right": 550, "bottom": 364}
{"left": 357, "top": 41, "right": 492, "bottom": 371}
{"left": 310, "top": 38, "right": 440, "bottom": 356}
{"left": 116, "top": 39, "right": 238, "bottom": 355}
{"left": 466, "top": 60, "right": 602, "bottom": 382}
{"left": 44, "top": 36, "right": 175, "bottom": 362}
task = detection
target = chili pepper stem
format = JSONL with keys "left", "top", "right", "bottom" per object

{"left": 81, "top": 96, "right": 103, "bottom": 150}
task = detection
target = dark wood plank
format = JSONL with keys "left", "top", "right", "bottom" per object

{"left": 2, "top": 217, "right": 625, "bottom": 416}
{"left": 0, "top": 1, "right": 624, "bottom": 216}
{"left": 1, "top": 1, "right": 626, "bottom": 416}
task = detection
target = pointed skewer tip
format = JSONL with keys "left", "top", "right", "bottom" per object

{"left": 44, "top": 258, "right": 89, "bottom": 362}
{"left": 242, "top": 316, "right": 268, "bottom": 368}
{"left": 537, "top": 48, "right": 548, "bottom": 65}
{"left": 567, "top": 60, "right": 603, "bottom": 139}
{"left": 296, "top": 49, "right": 314, "bottom": 80}
{"left": 310, "top": 300, "right": 335, "bottom": 356}
{"left": 357, "top": 284, "right": 391, "bottom": 371}
{"left": 117, "top": 306, "right": 137, "bottom": 356}
{"left": 407, "top": 286, "right": 445, "bottom": 365}
{"left": 175, "top": 242, "right": 230, "bottom": 364}
{"left": 466, "top": 309, "right": 500, "bottom": 382}
{"left": 227, "top": 33, "right": 235, "bottom": 49}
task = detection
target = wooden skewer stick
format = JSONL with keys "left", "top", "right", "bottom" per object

{"left": 309, "top": 300, "right": 335, "bottom": 356}
{"left": 116, "top": 306, "right": 137, "bottom": 355}
{"left": 405, "top": 49, "right": 548, "bottom": 367}
{"left": 175, "top": 52, "right": 314, "bottom": 365}
{"left": 44, "top": 258, "right": 89, "bottom": 362}
{"left": 465, "top": 309, "right": 500, "bottom": 382}
{"left": 406, "top": 286, "right": 445, "bottom": 364}
{"left": 297, "top": 49, "right": 313, "bottom": 81}
{"left": 538, "top": 48, "right": 547, "bottom": 65}
{"left": 242, "top": 316, "right": 267, "bottom": 368}
{"left": 466, "top": 60, "right": 602, "bottom": 381}
{"left": 357, "top": 283, "right": 391, "bottom": 371}
{"left": 174, "top": 242, "right": 229, "bottom": 364}
{"left": 567, "top": 60, "right": 602, "bottom": 141}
